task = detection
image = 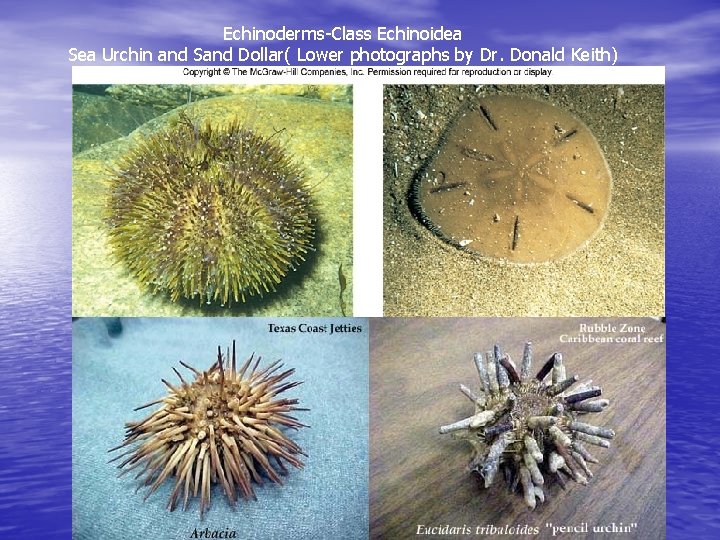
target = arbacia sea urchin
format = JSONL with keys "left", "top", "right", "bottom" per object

{"left": 109, "top": 341, "right": 307, "bottom": 517}
{"left": 106, "top": 111, "right": 316, "bottom": 306}
{"left": 439, "top": 342, "right": 613, "bottom": 509}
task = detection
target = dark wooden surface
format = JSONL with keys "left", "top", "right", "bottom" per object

{"left": 370, "top": 318, "right": 665, "bottom": 540}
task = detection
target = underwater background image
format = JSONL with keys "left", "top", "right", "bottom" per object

{"left": 72, "top": 85, "right": 353, "bottom": 318}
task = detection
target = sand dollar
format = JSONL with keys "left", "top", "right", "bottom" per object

{"left": 411, "top": 95, "right": 612, "bottom": 263}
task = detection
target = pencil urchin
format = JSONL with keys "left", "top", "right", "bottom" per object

{"left": 106, "top": 111, "right": 316, "bottom": 306}
{"left": 109, "top": 341, "right": 307, "bottom": 517}
{"left": 439, "top": 342, "right": 613, "bottom": 509}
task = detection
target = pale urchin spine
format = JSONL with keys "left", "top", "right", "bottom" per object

{"left": 106, "top": 111, "right": 316, "bottom": 306}
{"left": 109, "top": 341, "right": 307, "bottom": 517}
{"left": 439, "top": 342, "right": 613, "bottom": 509}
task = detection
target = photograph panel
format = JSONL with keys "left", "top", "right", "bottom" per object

{"left": 384, "top": 85, "right": 664, "bottom": 317}
{"left": 73, "top": 85, "right": 353, "bottom": 317}
{"left": 73, "top": 317, "right": 368, "bottom": 539}
{"left": 370, "top": 317, "right": 665, "bottom": 539}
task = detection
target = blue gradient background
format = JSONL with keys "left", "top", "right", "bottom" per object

{"left": 1, "top": 1, "right": 719, "bottom": 538}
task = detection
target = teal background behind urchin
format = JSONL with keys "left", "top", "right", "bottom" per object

{"left": 72, "top": 317, "right": 369, "bottom": 540}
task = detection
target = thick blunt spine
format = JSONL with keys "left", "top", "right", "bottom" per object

{"left": 573, "top": 431, "right": 611, "bottom": 448}
{"left": 486, "top": 352, "right": 499, "bottom": 395}
{"left": 569, "top": 421, "right": 615, "bottom": 440}
{"left": 519, "top": 466, "right": 536, "bottom": 509}
{"left": 524, "top": 435, "right": 543, "bottom": 462}
{"left": 500, "top": 355, "right": 521, "bottom": 384}
{"left": 473, "top": 352, "right": 490, "bottom": 393}
{"left": 564, "top": 387, "right": 602, "bottom": 404}
{"left": 481, "top": 434, "right": 510, "bottom": 488}
{"left": 535, "top": 353, "right": 557, "bottom": 382}
{"left": 520, "top": 341, "right": 533, "bottom": 379}
{"left": 552, "top": 353, "right": 566, "bottom": 385}
{"left": 547, "top": 375, "right": 579, "bottom": 396}
{"left": 568, "top": 399, "right": 609, "bottom": 413}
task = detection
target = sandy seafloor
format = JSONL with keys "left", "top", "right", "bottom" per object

{"left": 383, "top": 85, "right": 664, "bottom": 317}
{"left": 73, "top": 86, "right": 352, "bottom": 317}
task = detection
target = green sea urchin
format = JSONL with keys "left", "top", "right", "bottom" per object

{"left": 109, "top": 341, "right": 307, "bottom": 517}
{"left": 106, "top": 111, "right": 316, "bottom": 306}
{"left": 439, "top": 342, "right": 613, "bottom": 509}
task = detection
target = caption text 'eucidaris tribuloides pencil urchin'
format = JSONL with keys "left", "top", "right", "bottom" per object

{"left": 109, "top": 341, "right": 307, "bottom": 517}
{"left": 439, "top": 342, "right": 613, "bottom": 509}
{"left": 106, "top": 111, "right": 316, "bottom": 307}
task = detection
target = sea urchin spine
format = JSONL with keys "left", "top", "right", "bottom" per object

{"left": 109, "top": 341, "right": 307, "bottom": 517}
{"left": 439, "top": 342, "right": 613, "bottom": 509}
{"left": 106, "top": 111, "right": 316, "bottom": 306}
